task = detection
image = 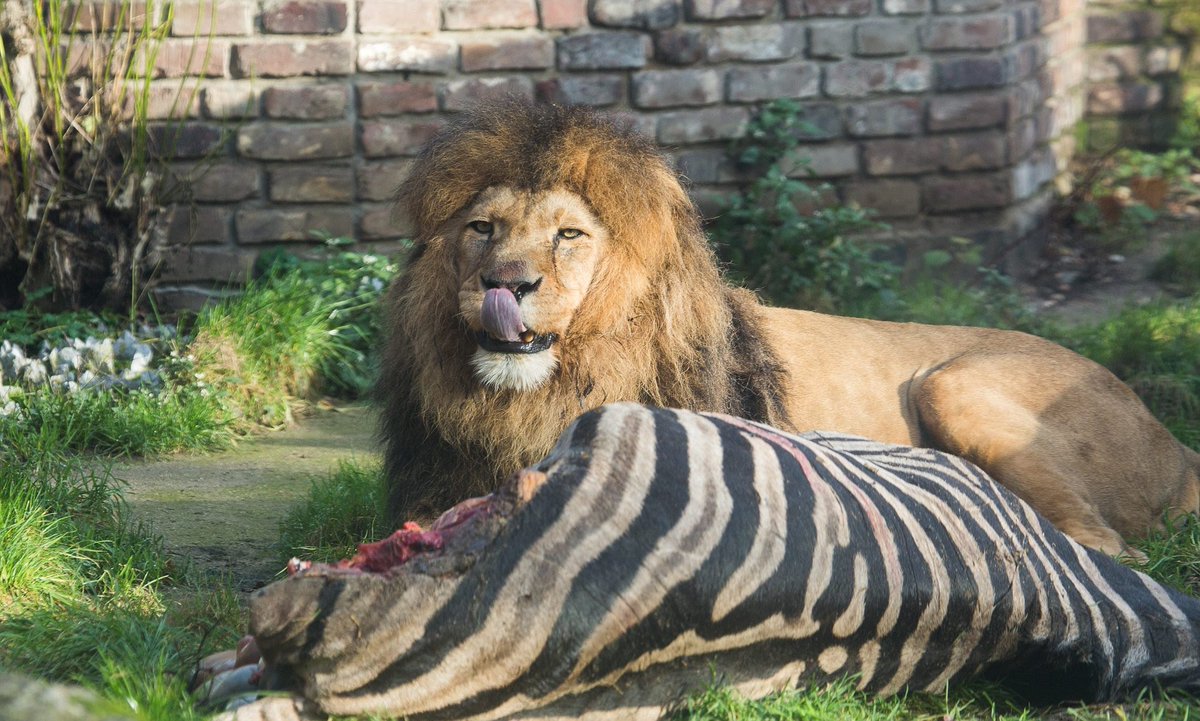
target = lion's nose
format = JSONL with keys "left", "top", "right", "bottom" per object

{"left": 480, "top": 274, "right": 543, "bottom": 301}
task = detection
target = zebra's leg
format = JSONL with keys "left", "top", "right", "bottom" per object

{"left": 909, "top": 353, "right": 1139, "bottom": 558}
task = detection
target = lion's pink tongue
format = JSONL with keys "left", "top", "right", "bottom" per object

{"left": 481, "top": 288, "right": 527, "bottom": 342}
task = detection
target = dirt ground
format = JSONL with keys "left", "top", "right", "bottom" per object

{"left": 114, "top": 404, "right": 379, "bottom": 592}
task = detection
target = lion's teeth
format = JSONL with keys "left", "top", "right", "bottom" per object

{"left": 519, "top": 331, "right": 535, "bottom": 343}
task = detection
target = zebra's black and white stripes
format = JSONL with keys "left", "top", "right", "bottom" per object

{"left": 227, "top": 403, "right": 1200, "bottom": 721}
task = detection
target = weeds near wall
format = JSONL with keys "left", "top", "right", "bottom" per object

{"left": 711, "top": 99, "right": 893, "bottom": 313}
{"left": 0, "top": 0, "right": 201, "bottom": 312}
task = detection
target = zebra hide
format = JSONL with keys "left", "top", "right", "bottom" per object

{"left": 220, "top": 402, "right": 1200, "bottom": 721}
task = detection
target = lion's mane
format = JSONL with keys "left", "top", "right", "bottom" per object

{"left": 378, "top": 101, "right": 787, "bottom": 518}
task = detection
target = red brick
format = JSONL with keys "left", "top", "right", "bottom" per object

{"left": 1007, "top": 116, "right": 1036, "bottom": 161}
{"left": 935, "top": 57, "right": 1009, "bottom": 91}
{"left": 782, "top": 143, "right": 859, "bottom": 177}
{"left": 145, "top": 39, "right": 229, "bottom": 78}
{"left": 855, "top": 21, "right": 916, "bottom": 57}
{"left": 358, "top": 160, "right": 412, "bottom": 201}
{"left": 942, "top": 133, "right": 1007, "bottom": 172}
{"left": 269, "top": 164, "right": 355, "bottom": 203}
{"left": 174, "top": 161, "right": 261, "bottom": 201}
{"left": 673, "top": 147, "right": 744, "bottom": 183}
{"left": 357, "top": 0, "right": 439, "bottom": 33}
{"left": 63, "top": 2, "right": 157, "bottom": 32}
{"left": 928, "top": 93, "right": 1007, "bottom": 131}
{"left": 807, "top": 21, "right": 853, "bottom": 59}
{"left": 935, "top": 0, "right": 1002, "bottom": 11}
{"left": 1086, "top": 11, "right": 1164, "bottom": 43}
{"left": 882, "top": 0, "right": 928, "bottom": 13}
{"left": 792, "top": 103, "right": 843, "bottom": 139}
{"left": 157, "top": 245, "right": 256, "bottom": 283}
{"left": 655, "top": 28, "right": 705, "bottom": 65}
{"left": 864, "top": 138, "right": 941, "bottom": 175}
{"left": 235, "top": 207, "right": 356, "bottom": 243}
{"left": 231, "top": 40, "right": 353, "bottom": 77}
{"left": 358, "top": 38, "right": 457, "bottom": 73}
{"left": 557, "top": 32, "right": 648, "bottom": 70}
{"left": 165, "top": 204, "right": 235, "bottom": 245}
{"left": 262, "top": 84, "right": 349, "bottom": 119}
{"left": 922, "top": 173, "right": 1012, "bottom": 212}
{"left": 358, "top": 82, "right": 438, "bottom": 116}
{"left": 843, "top": 179, "right": 920, "bottom": 217}
{"left": 201, "top": 84, "right": 259, "bottom": 119}
{"left": 461, "top": 35, "right": 555, "bottom": 71}
{"left": 824, "top": 59, "right": 890, "bottom": 97}
{"left": 361, "top": 120, "right": 443, "bottom": 158}
{"left": 149, "top": 122, "right": 226, "bottom": 158}
{"left": 803, "top": 0, "right": 870, "bottom": 16}
{"left": 922, "top": 15, "right": 1015, "bottom": 51}
{"left": 590, "top": 0, "right": 681, "bottom": 30}
{"left": 706, "top": 23, "right": 801, "bottom": 62}
{"left": 128, "top": 84, "right": 201, "bottom": 121}
{"left": 443, "top": 0, "right": 538, "bottom": 29}
{"left": 656, "top": 107, "right": 749, "bottom": 144}
{"left": 846, "top": 98, "right": 923, "bottom": 137}
{"left": 442, "top": 77, "right": 535, "bottom": 111}
{"left": 686, "top": 0, "right": 774, "bottom": 19}
{"left": 1087, "top": 82, "right": 1163, "bottom": 115}
{"left": 171, "top": 2, "right": 254, "bottom": 36}
{"left": 1144, "top": 45, "right": 1183, "bottom": 77}
{"left": 1008, "top": 42, "right": 1041, "bottom": 81}
{"left": 262, "top": 2, "right": 348, "bottom": 34}
{"left": 540, "top": 0, "right": 588, "bottom": 29}
{"left": 1094, "top": 49, "right": 1137, "bottom": 84}
{"left": 726, "top": 63, "right": 820, "bottom": 102}
{"left": 632, "top": 68, "right": 720, "bottom": 108}
{"left": 535, "top": 75, "right": 626, "bottom": 106}
{"left": 237, "top": 122, "right": 354, "bottom": 160}
{"left": 892, "top": 56, "right": 931, "bottom": 93}
{"left": 361, "top": 204, "right": 413, "bottom": 240}
{"left": 1010, "top": 151, "right": 1055, "bottom": 200}
{"left": 615, "top": 112, "right": 658, "bottom": 139}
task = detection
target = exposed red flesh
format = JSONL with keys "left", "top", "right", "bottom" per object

{"left": 287, "top": 493, "right": 505, "bottom": 578}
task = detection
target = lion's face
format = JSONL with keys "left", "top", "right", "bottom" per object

{"left": 452, "top": 186, "right": 608, "bottom": 392}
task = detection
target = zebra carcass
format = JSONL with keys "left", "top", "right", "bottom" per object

{"left": 211, "top": 403, "right": 1200, "bottom": 720}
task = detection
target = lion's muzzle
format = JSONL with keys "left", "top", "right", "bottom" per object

{"left": 478, "top": 286, "right": 555, "bottom": 354}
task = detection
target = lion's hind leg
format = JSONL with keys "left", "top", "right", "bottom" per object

{"left": 909, "top": 352, "right": 1144, "bottom": 558}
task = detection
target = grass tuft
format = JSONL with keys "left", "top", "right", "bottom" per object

{"left": 278, "top": 458, "right": 387, "bottom": 564}
{"left": 1056, "top": 297, "right": 1200, "bottom": 449}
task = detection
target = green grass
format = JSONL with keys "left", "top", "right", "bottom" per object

{"left": 277, "top": 458, "right": 387, "bottom": 564}
{"left": 1056, "top": 297, "right": 1200, "bottom": 448}
{"left": 1151, "top": 232, "right": 1200, "bottom": 295}
{"left": 0, "top": 423, "right": 240, "bottom": 720}
{"left": 672, "top": 678, "right": 1040, "bottom": 721}
{"left": 6, "top": 385, "right": 231, "bottom": 457}
{"left": 859, "top": 274, "right": 1043, "bottom": 332}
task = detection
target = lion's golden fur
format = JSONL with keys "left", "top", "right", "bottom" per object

{"left": 379, "top": 100, "right": 1200, "bottom": 555}
{"left": 379, "top": 101, "right": 786, "bottom": 515}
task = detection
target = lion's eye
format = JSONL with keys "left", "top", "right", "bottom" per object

{"left": 558, "top": 228, "right": 584, "bottom": 239}
{"left": 468, "top": 220, "right": 493, "bottom": 235}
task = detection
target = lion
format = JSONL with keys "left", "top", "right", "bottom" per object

{"left": 377, "top": 100, "right": 1200, "bottom": 557}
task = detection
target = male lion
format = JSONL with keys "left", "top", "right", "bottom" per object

{"left": 378, "top": 100, "right": 1199, "bottom": 557}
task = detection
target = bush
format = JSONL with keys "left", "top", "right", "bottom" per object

{"left": 711, "top": 100, "right": 895, "bottom": 313}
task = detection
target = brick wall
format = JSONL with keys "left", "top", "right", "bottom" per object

{"left": 125, "top": 0, "right": 1180, "bottom": 308}
{"left": 1084, "top": 0, "right": 1191, "bottom": 150}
